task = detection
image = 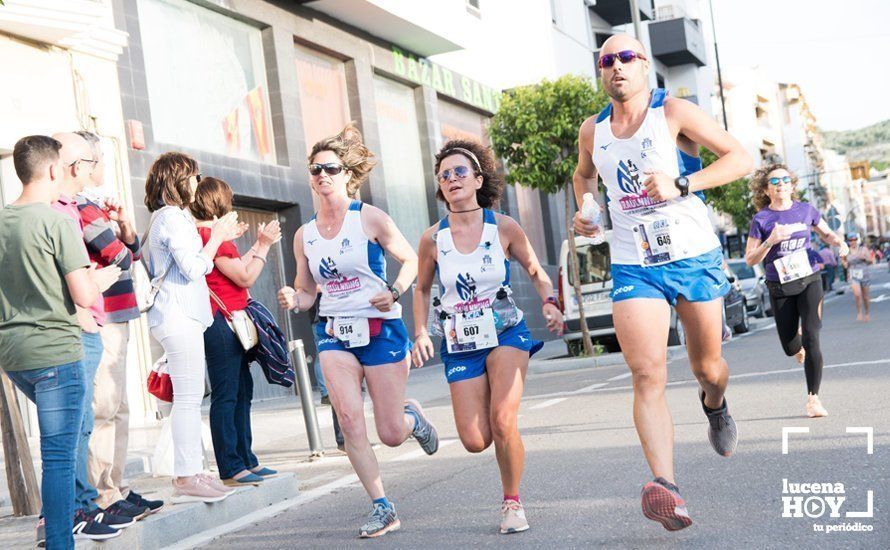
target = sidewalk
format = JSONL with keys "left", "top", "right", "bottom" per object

{"left": 0, "top": 336, "right": 639, "bottom": 548}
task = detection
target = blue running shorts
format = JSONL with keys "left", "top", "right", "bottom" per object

{"left": 314, "top": 318, "right": 411, "bottom": 366}
{"left": 610, "top": 247, "right": 730, "bottom": 305}
{"left": 440, "top": 320, "right": 543, "bottom": 384}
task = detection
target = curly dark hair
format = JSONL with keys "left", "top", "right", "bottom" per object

{"left": 144, "top": 152, "right": 198, "bottom": 212}
{"left": 434, "top": 139, "right": 502, "bottom": 209}
{"left": 308, "top": 123, "right": 377, "bottom": 198}
{"left": 749, "top": 163, "right": 800, "bottom": 211}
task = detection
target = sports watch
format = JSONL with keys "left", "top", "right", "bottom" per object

{"left": 674, "top": 176, "right": 690, "bottom": 197}
{"left": 387, "top": 284, "right": 400, "bottom": 302}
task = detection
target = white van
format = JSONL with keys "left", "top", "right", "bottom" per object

{"left": 558, "top": 232, "right": 684, "bottom": 356}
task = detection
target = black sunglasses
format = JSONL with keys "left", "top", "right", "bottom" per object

{"left": 437, "top": 165, "right": 474, "bottom": 183}
{"left": 309, "top": 163, "right": 346, "bottom": 177}
{"left": 598, "top": 50, "right": 647, "bottom": 69}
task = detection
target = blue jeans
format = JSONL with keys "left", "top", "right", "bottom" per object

{"left": 76, "top": 332, "right": 102, "bottom": 511}
{"left": 204, "top": 312, "right": 258, "bottom": 479}
{"left": 312, "top": 330, "right": 327, "bottom": 397}
{"left": 7, "top": 362, "right": 85, "bottom": 550}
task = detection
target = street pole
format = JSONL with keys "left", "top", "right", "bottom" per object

{"left": 709, "top": 0, "right": 729, "bottom": 130}
{"left": 288, "top": 339, "right": 324, "bottom": 459}
{"left": 629, "top": 0, "right": 643, "bottom": 41}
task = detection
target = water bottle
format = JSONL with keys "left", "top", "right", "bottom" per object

{"left": 581, "top": 193, "right": 604, "bottom": 244}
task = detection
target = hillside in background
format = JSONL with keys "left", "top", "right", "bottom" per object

{"left": 823, "top": 119, "right": 890, "bottom": 171}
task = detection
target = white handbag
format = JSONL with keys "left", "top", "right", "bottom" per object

{"left": 209, "top": 289, "right": 259, "bottom": 351}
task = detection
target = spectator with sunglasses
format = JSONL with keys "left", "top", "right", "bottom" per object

{"left": 746, "top": 164, "right": 848, "bottom": 419}
{"left": 573, "top": 33, "right": 753, "bottom": 531}
{"left": 278, "top": 124, "right": 437, "bottom": 539}
{"left": 143, "top": 153, "right": 241, "bottom": 503}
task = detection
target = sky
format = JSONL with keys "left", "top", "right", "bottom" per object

{"left": 707, "top": 0, "right": 890, "bottom": 132}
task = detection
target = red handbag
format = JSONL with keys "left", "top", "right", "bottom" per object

{"left": 147, "top": 356, "right": 173, "bottom": 402}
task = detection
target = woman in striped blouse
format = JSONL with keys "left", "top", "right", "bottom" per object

{"left": 143, "top": 153, "right": 240, "bottom": 503}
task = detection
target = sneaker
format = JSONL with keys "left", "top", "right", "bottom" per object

{"left": 359, "top": 502, "right": 400, "bottom": 538}
{"left": 721, "top": 323, "right": 732, "bottom": 343}
{"left": 84, "top": 507, "right": 136, "bottom": 530}
{"left": 806, "top": 394, "right": 829, "bottom": 418}
{"left": 105, "top": 498, "right": 150, "bottom": 521}
{"left": 404, "top": 399, "right": 439, "bottom": 455}
{"left": 171, "top": 475, "right": 230, "bottom": 504}
{"left": 700, "top": 389, "right": 738, "bottom": 457}
{"left": 35, "top": 517, "right": 45, "bottom": 548}
{"left": 222, "top": 472, "right": 264, "bottom": 487}
{"left": 198, "top": 473, "right": 236, "bottom": 493}
{"left": 320, "top": 394, "right": 332, "bottom": 406}
{"left": 72, "top": 509, "right": 121, "bottom": 541}
{"left": 126, "top": 490, "right": 165, "bottom": 514}
{"left": 499, "top": 499, "right": 529, "bottom": 534}
{"left": 641, "top": 477, "right": 693, "bottom": 531}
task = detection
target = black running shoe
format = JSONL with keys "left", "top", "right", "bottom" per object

{"left": 126, "top": 490, "right": 165, "bottom": 514}
{"left": 700, "top": 389, "right": 738, "bottom": 457}
{"left": 106, "top": 498, "right": 150, "bottom": 521}
{"left": 84, "top": 507, "right": 136, "bottom": 530}
{"left": 72, "top": 509, "right": 122, "bottom": 541}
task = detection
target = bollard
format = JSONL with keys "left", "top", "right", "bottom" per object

{"left": 288, "top": 339, "right": 325, "bottom": 459}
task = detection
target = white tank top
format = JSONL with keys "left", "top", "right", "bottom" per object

{"left": 303, "top": 200, "right": 400, "bottom": 319}
{"left": 592, "top": 88, "right": 720, "bottom": 265}
{"left": 435, "top": 209, "right": 523, "bottom": 322}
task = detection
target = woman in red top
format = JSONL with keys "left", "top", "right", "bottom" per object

{"left": 191, "top": 177, "right": 282, "bottom": 486}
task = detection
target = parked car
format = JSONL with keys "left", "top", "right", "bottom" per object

{"left": 558, "top": 233, "right": 685, "bottom": 356}
{"left": 726, "top": 259, "right": 772, "bottom": 318}
{"left": 722, "top": 262, "right": 750, "bottom": 334}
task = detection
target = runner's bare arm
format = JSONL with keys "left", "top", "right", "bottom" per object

{"left": 572, "top": 116, "right": 602, "bottom": 237}
{"left": 278, "top": 226, "right": 317, "bottom": 312}
{"left": 413, "top": 226, "right": 438, "bottom": 338}
{"left": 665, "top": 97, "right": 754, "bottom": 193}
{"left": 813, "top": 219, "right": 849, "bottom": 256}
{"left": 502, "top": 215, "right": 563, "bottom": 333}
{"left": 364, "top": 204, "right": 418, "bottom": 310}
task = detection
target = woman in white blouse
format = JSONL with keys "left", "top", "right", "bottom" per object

{"left": 143, "top": 153, "right": 240, "bottom": 503}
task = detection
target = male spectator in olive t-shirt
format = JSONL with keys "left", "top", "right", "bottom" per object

{"left": 0, "top": 136, "right": 120, "bottom": 549}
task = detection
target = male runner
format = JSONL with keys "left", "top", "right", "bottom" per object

{"left": 573, "top": 34, "right": 753, "bottom": 530}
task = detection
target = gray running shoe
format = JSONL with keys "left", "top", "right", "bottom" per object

{"left": 700, "top": 389, "right": 738, "bottom": 457}
{"left": 359, "top": 503, "right": 400, "bottom": 538}
{"left": 404, "top": 399, "right": 439, "bottom": 455}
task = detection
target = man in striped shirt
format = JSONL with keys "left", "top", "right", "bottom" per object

{"left": 75, "top": 132, "right": 163, "bottom": 514}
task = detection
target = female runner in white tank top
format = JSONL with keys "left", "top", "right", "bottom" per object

{"left": 412, "top": 140, "right": 564, "bottom": 535}
{"left": 277, "top": 125, "right": 438, "bottom": 539}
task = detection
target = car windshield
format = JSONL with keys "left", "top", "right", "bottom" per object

{"left": 569, "top": 242, "right": 611, "bottom": 286}
{"left": 728, "top": 260, "right": 756, "bottom": 280}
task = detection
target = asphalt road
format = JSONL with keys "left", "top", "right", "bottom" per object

{"left": 204, "top": 266, "right": 890, "bottom": 549}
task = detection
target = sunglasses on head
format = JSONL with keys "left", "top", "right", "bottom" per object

{"left": 768, "top": 176, "right": 792, "bottom": 185}
{"left": 598, "top": 50, "right": 647, "bottom": 69}
{"left": 309, "top": 163, "right": 345, "bottom": 176}
{"left": 437, "top": 165, "right": 474, "bottom": 183}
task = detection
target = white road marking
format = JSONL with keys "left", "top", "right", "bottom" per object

{"left": 391, "top": 438, "right": 459, "bottom": 461}
{"left": 530, "top": 398, "right": 568, "bottom": 410}
{"left": 607, "top": 372, "right": 632, "bottom": 382}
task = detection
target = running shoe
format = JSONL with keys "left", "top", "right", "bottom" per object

{"left": 105, "top": 498, "right": 150, "bottom": 521}
{"left": 84, "top": 507, "right": 136, "bottom": 530}
{"left": 640, "top": 477, "right": 693, "bottom": 531}
{"left": 404, "top": 399, "right": 439, "bottom": 455}
{"left": 795, "top": 347, "right": 806, "bottom": 364}
{"left": 806, "top": 394, "right": 828, "bottom": 418}
{"left": 359, "top": 502, "right": 400, "bottom": 538}
{"left": 72, "top": 509, "right": 121, "bottom": 541}
{"left": 126, "top": 490, "right": 164, "bottom": 514}
{"left": 171, "top": 475, "right": 230, "bottom": 504}
{"left": 699, "top": 389, "right": 738, "bottom": 457}
{"left": 500, "top": 499, "right": 530, "bottom": 534}
{"left": 721, "top": 322, "right": 732, "bottom": 343}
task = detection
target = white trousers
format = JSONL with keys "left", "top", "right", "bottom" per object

{"left": 152, "top": 317, "right": 206, "bottom": 477}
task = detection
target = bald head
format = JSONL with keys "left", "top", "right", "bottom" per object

{"left": 601, "top": 34, "right": 647, "bottom": 56}
{"left": 52, "top": 132, "right": 92, "bottom": 165}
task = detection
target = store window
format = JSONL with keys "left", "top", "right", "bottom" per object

{"left": 138, "top": 0, "right": 275, "bottom": 163}
{"left": 373, "top": 76, "right": 429, "bottom": 244}
{"left": 295, "top": 45, "right": 351, "bottom": 156}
